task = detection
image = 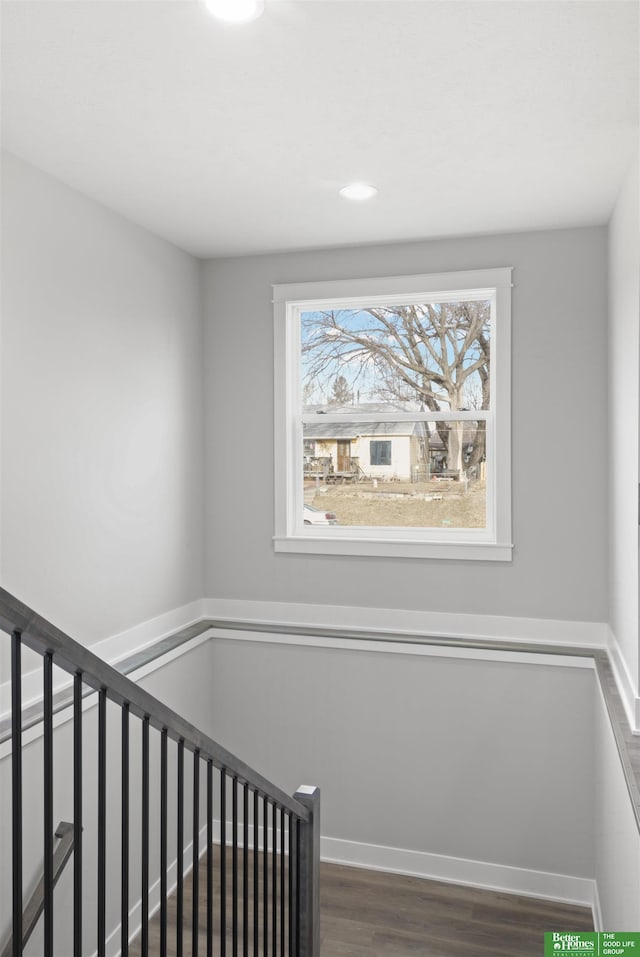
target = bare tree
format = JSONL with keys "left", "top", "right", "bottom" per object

{"left": 302, "top": 301, "right": 490, "bottom": 473}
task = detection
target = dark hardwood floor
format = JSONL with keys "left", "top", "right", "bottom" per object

{"left": 129, "top": 852, "right": 593, "bottom": 957}
{"left": 318, "top": 862, "right": 592, "bottom": 956}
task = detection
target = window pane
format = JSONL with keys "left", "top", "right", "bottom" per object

{"left": 301, "top": 300, "right": 491, "bottom": 412}
{"left": 302, "top": 420, "right": 487, "bottom": 529}
{"left": 370, "top": 440, "right": 391, "bottom": 466}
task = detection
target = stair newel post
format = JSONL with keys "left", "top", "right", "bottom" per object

{"left": 294, "top": 785, "right": 320, "bottom": 957}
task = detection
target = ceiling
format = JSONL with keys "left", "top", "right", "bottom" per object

{"left": 2, "top": 0, "right": 638, "bottom": 258}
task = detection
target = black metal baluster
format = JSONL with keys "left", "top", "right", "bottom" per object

{"left": 98, "top": 688, "right": 107, "bottom": 957}
{"left": 220, "top": 769, "right": 227, "bottom": 957}
{"left": 207, "top": 761, "right": 213, "bottom": 957}
{"left": 160, "top": 728, "right": 168, "bottom": 957}
{"left": 121, "top": 704, "right": 130, "bottom": 957}
{"left": 253, "top": 792, "right": 259, "bottom": 957}
{"left": 43, "top": 653, "right": 54, "bottom": 957}
{"left": 1, "top": 595, "right": 321, "bottom": 957}
{"left": 11, "top": 631, "right": 22, "bottom": 957}
{"left": 177, "top": 739, "right": 185, "bottom": 957}
{"left": 271, "top": 803, "right": 277, "bottom": 957}
{"left": 232, "top": 777, "right": 238, "bottom": 957}
{"left": 263, "top": 796, "right": 268, "bottom": 957}
{"left": 73, "top": 672, "right": 83, "bottom": 957}
{"left": 287, "top": 814, "right": 293, "bottom": 957}
{"left": 280, "top": 810, "right": 285, "bottom": 957}
{"left": 243, "top": 783, "right": 249, "bottom": 957}
{"left": 295, "top": 819, "right": 301, "bottom": 956}
{"left": 193, "top": 750, "right": 200, "bottom": 957}
{"left": 141, "top": 716, "right": 150, "bottom": 957}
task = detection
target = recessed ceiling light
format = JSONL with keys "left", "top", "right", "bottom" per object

{"left": 205, "top": 0, "right": 265, "bottom": 23}
{"left": 339, "top": 183, "right": 378, "bottom": 201}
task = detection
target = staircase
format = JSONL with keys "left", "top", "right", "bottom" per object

{"left": 0, "top": 588, "right": 320, "bottom": 957}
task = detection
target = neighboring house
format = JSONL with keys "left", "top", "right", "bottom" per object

{"left": 304, "top": 419, "right": 428, "bottom": 480}
{"left": 303, "top": 404, "right": 477, "bottom": 480}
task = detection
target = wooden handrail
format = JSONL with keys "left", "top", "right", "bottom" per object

{"left": 0, "top": 588, "right": 309, "bottom": 820}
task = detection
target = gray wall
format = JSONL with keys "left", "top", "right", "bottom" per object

{"left": 594, "top": 690, "right": 640, "bottom": 928}
{"left": 202, "top": 226, "right": 608, "bottom": 623}
{"left": 207, "top": 636, "right": 595, "bottom": 880}
{"left": 1, "top": 152, "right": 204, "bottom": 645}
{"left": 2, "top": 152, "right": 637, "bottom": 940}
{"left": 608, "top": 151, "right": 640, "bottom": 690}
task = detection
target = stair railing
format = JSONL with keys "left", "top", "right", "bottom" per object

{"left": 1, "top": 822, "right": 74, "bottom": 957}
{"left": 0, "top": 587, "right": 320, "bottom": 957}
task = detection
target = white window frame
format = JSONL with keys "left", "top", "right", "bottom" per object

{"left": 273, "top": 268, "right": 513, "bottom": 561}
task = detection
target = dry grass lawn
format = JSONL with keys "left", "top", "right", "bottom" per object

{"left": 309, "top": 479, "right": 486, "bottom": 529}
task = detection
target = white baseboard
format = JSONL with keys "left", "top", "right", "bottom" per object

{"left": 96, "top": 824, "right": 599, "bottom": 957}
{"left": 591, "top": 881, "right": 603, "bottom": 932}
{"left": 0, "top": 595, "right": 612, "bottom": 720}
{"left": 89, "top": 598, "right": 208, "bottom": 669}
{"left": 607, "top": 628, "right": 640, "bottom": 734}
{"left": 320, "top": 835, "right": 598, "bottom": 912}
{"left": 203, "top": 597, "right": 608, "bottom": 652}
{"left": 0, "top": 598, "right": 207, "bottom": 721}
{"left": 206, "top": 624, "right": 596, "bottom": 671}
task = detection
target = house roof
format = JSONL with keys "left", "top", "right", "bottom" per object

{"left": 304, "top": 402, "right": 423, "bottom": 415}
{"left": 305, "top": 417, "right": 481, "bottom": 452}
{"left": 304, "top": 421, "right": 429, "bottom": 441}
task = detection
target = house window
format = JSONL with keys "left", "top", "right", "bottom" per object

{"left": 273, "top": 268, "right": 513, "bottom": 560}
{"left": 370, "top": 440, "right": 391, "bottom": 466}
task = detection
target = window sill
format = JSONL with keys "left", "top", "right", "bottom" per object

{"left": 273, "top": 535, "right": 514, "bottom": 562}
